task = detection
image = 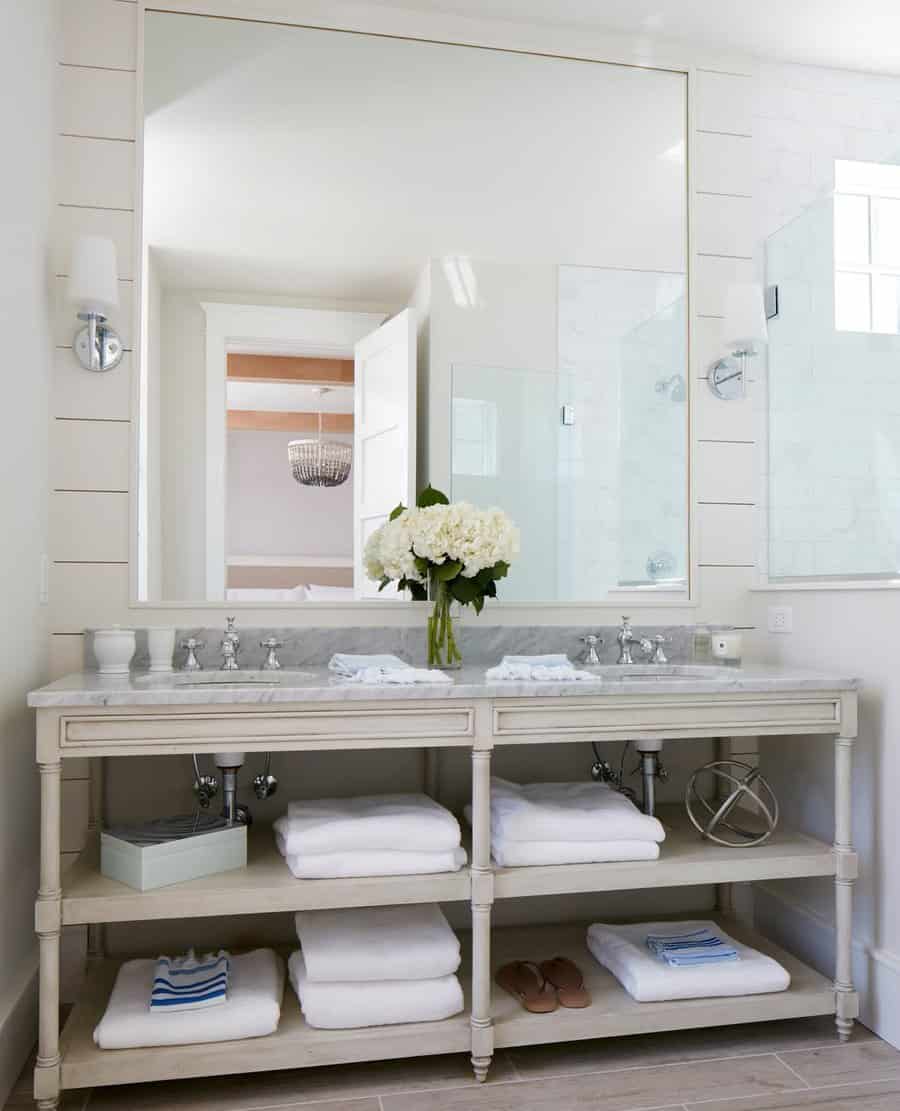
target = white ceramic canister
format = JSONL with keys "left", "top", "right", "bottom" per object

{"left": 94, "top": 627, "right": 137, "bottom": 674}
{"left": 147, "top": 626, "right": 176, "bottom": 672}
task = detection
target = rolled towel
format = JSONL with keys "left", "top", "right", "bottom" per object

{"left": 94, "top": 949, "right": 284, "bottom": 1049}
{"left": 487, "top": 777, "right": 665, "bottom": 844}
{"left": 491, "top": 838, "right": 660, "bottom": 867}
{"left": 280, "top": 845, "right": 467, "bottom": 879}
{"left": 150, "top": 949, "right": 229, "bottom": 1012}
{"left": 485, "top": 662, "right": 595, "bottom": 682}
{"left": 275, "top": 793, "right": 462, "bottom": 855}
{"left": 289, "top": 951, "right": 463, "bottom": 1030}
{"left": 295, "top": 904, "right": 461, "bottom": 983}
{"left": 586, "top": 920, "right": 789, "bottom": 1003}
{"left": 328, "top": 653, "right": 408, "bottom": 675}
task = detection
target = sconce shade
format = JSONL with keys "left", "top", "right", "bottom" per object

{"left": 67, "top": 235, "right": 119, "bottom": 315}
{"left": 722, "top": 282, "right": 767, "bottom": 349}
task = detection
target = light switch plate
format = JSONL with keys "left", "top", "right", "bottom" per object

{"left": 767, "top": 605, "right": 793, "bottom": 634}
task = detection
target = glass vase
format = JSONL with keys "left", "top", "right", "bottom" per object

{"left": 427, "top": 575, "right": 463, "bottom": 670}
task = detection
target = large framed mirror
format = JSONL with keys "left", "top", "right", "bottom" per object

{"left": 136, "top": 11, "right": 688, "bottom": 604}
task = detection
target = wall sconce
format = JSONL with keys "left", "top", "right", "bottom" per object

{"left": 707, "top": 282, "right": 768, "bottom": 401}
{"left": 68, "top": 235, "right": 123, "bottom": 372}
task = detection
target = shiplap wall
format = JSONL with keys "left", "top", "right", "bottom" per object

{"left": 50, "top": 0, "right": 762, "bottom": 860}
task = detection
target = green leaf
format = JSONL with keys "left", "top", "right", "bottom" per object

{"left": 397, "top": 576, "right": 427, "bottom": 601}
{"left": 482, "top": 579, "right": 497, "bottom": 599}
{"left": 377, "top": 576, "right": 391, "bottom": 592}
{"left": 449, "top": 577, "right": 481, "bottom": 605}
{"left": 473, "top": 595, "right": 484, "bottom": 615}
{"left": 416, "top": 484, "right": 450, "bottom": 508}
{"left": 389, "top": 503, "right": 407, "bottom": 521}
{"left": 433, "top": 559, "right": 462, "bottom": 582}
{"left": 491, "top": 560, "right": 510, "bottom": 581}
{"left": 413, "top": 555, "right": 430, "bottom": 578}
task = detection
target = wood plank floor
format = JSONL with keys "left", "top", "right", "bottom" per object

{"left": 6, "top": 1019, "right": 899, "bottom": 1110}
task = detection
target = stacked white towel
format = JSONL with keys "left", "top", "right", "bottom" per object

{"left": 290, "top": 905, "right": 464, "bottom": 1029}
{"left": 586, "top": 920, "right": 790, "bottom": 1002}
{"left": 328, "top": 653, "right": 452, "bottom": 685}
{"left": 486, "top": 655, "right": 595, "bottom": 682}
{"left": 273, "top": 793, "right": 467, "bottom": 879}
{"left": 466, "top": 777, "right": 665, "bottom": 866}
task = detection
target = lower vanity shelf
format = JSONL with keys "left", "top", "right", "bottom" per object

{"left": 59, "top": 920, "right": 836, "bottom": 1090}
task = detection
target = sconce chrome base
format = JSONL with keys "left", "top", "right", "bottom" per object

{"left": 707, "top": 347, "right": 753, "bottom": 401}
{"left": 74, "top": 311, "right": 123, "bottom": 372}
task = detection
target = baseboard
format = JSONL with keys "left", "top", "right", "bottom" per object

{"left": 754, "top": 882, "right": 900, "bottom": 1047}
{"left": 0, "top": 951, "right": 39, "bottom": 1107}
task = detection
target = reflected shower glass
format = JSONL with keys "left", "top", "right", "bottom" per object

{"left": 450, "top": 268, "right": 688, "bottom": 602}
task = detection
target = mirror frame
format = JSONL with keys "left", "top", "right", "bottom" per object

{"left": 129, "top": 0, "right": 698, "bottom": 612}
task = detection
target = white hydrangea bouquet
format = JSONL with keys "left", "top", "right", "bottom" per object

{"left": 364, "top": 486, "right": 520, "bottom": 668}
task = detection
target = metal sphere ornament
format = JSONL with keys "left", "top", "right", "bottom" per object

{"left": 685, "top": 759, "right": 779, "bottom": 847}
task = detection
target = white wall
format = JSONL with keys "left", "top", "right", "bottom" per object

{"left": 227, "top": 429, "right": 353, "bottom": 562}
{"left": 0, "top": 0, "right": 55, "bottom": 1099}
{"left": 750, "top": 60, "right": 900, "bottom": 1046}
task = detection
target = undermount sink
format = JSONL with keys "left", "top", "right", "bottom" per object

{"left": 135, "top": 670, "right": 313, "bottom": 687}
{"left": 585, "top": 664, "right": 736, "bottom": 681}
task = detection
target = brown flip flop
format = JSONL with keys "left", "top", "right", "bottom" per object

{"left": 539, "top": 957, "right": 592, "bottom": 1008}
{"left": 495, "top": 961, "right": 559, "bottom": 1013}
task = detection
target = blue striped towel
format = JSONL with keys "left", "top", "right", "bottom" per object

{"left": 150, "top": 949, "right": 230, "bottom": 1013}
{"left": 645, "top": 928, "right": 739, "bottom": 968}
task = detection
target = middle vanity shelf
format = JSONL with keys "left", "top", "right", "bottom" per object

{"left": 60, "top": 807, "right": 838, "bottom": 925}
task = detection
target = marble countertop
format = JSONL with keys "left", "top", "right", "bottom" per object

{"left": 28, "top": 665, "right": 860, "bottom": 708}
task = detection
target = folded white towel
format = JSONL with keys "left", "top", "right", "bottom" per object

{"left": 485, "top": 662, "right": 595, "bottom": 682}
{"left": 487, "top": 777, "right": 665, "bottom": 844}
{"left": 289, "top": 951, "right": 463, "bottom": 1030}
{"left": 491, "top": 837, "right": 660, "bottom": 867}
{"left": 280, "top": 844, "right": 467, "bottom": 879}
{"left": 93, "top": 949, "right": 284, "bottom": 1049}
{"left": 328, "top": 653, "right": 408, "bottom": 675}
{"left": 586, "top": 920, "right": 790, "bottom": 1003}
{"left": 295, "top": 904, "right": 461, "bottom": 983}
{"left": 275, "top": 793, "right": 462, "bottom": 855}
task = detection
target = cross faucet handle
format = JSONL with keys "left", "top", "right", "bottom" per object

{"left": 579, "top": 634, "right": 603, "bottom": 665}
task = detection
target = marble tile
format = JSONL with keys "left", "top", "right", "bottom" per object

{"left": 507, "top": 1019, "right": 875, "bottom": 1079}
{"left": 779, "top": 1041, "right": 900, "bottom": 1086}
{"left": 85, "top": 1053, "right": 514, "bottom": 1111}
{"left": 383, "top": 1054, "right": 800, "bottom": 1111}
{"left": 686, "top": 1077, "right": 900, "bottom": 1110}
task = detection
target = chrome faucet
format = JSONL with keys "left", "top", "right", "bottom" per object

{"left": 220, "top": 617, "right": 240, "bottom": 671}
{"left": 579, "top": 633, "right": 603, "bottom": 665}
{"left": 616, "top": 616, "right": 653, "bottom": 665}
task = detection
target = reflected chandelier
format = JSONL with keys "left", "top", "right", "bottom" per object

{"left": 288, "top": 388, "right": 352, "bottom": 487}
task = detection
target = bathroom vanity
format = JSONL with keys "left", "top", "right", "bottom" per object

{"left": 28, "top": 666, "right": 858, "bottom": 1110}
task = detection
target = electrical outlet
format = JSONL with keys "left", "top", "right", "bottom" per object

{"left": 767, "top": 605, "right": 793, "bottom": 634}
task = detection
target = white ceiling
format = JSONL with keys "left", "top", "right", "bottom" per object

{"left": 143, "top": 12, "right": 685, "bottom": 298}
{"left": 226, "top": 380, "right": 354, "bottom": 414}
{"left": 363, "top": 0, "right": 900, "bottom": 75}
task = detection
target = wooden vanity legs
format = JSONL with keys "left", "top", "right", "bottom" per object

{"left": 834, "top": 724, "right": 859, "bottom": 1043}
{"left": 470, "top": 741, "right": 494, "bottom": 1082}
{"left": 34, "top": 759, "right": 62, "bottom": 1111}
{"left": 86, "top": 757, "right": 107, "bottom": 962}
